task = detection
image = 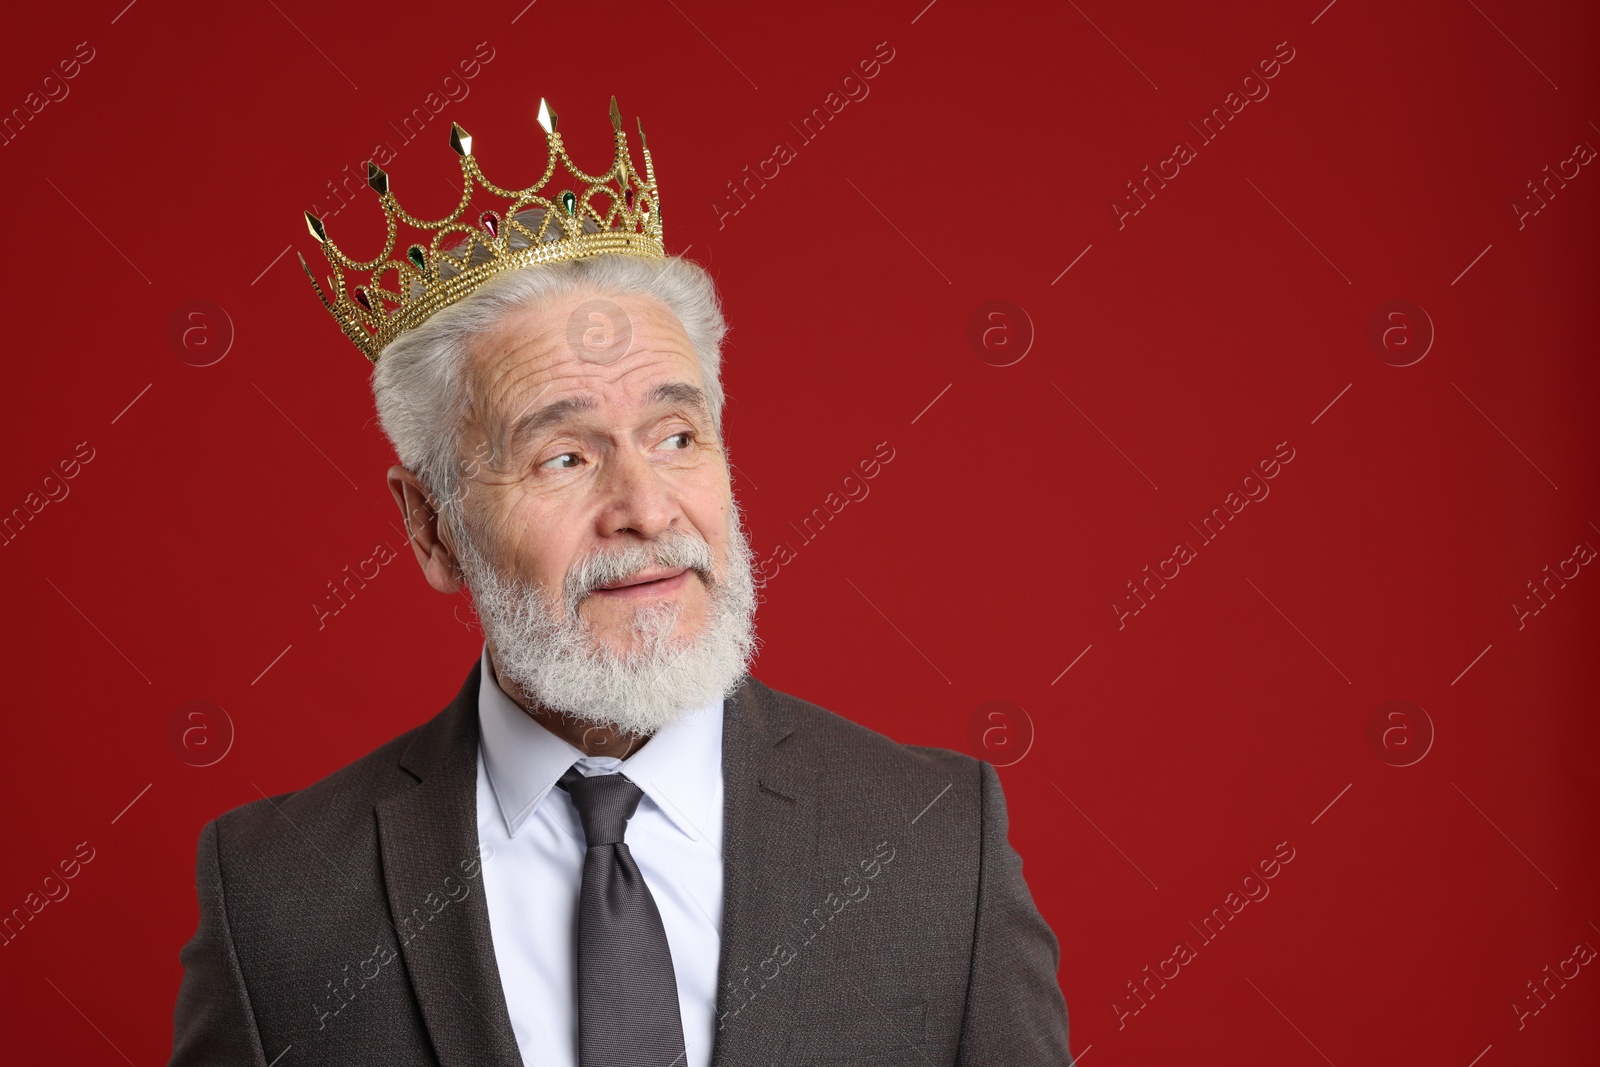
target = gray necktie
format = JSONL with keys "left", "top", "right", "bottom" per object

{"left": 558, "top": 764, "right": 688, "bottom": 1067}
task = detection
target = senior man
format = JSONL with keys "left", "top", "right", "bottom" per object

{"left": 169, "top": 98, "right": 1072, "bottom": 1067}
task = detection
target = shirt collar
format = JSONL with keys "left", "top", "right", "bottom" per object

{"left": 475, "top": 643, "right": 724, "bottom": 843}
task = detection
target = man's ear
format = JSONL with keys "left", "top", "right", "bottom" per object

{"left": 387, "top": 465, "right": 465, "bottom": 595}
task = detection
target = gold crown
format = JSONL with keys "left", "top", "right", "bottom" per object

{"left": 299, "top": 96, "right": 664, "bottom": 364}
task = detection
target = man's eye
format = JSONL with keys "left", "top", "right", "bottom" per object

{"left": 541, "top": 453, "right": 580, "bottom": 470}
{"left": 663, "top": 432, "right": 693, "bottom": 450}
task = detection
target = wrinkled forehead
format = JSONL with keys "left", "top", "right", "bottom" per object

{"left": 464, "top": 291, "right": 704, "bottom": 435}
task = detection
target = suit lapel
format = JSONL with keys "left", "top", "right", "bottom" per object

{"left": 709, "top": 676, "right": 819, "bottom": 1067}
{"left": 374, "top": 661, "right": 524, "bottom": 1067}
{"left": 372, "top": 663, "right": 817, "bottom": 1066}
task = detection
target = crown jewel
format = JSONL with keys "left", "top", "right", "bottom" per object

{"left": 299, "top": 95, "right": 664, "bottom": 364}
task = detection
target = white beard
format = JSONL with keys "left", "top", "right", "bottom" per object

{"left": 453, "top": 495, "right": 760, "bottom": 738}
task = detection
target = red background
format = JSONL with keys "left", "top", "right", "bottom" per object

{"left": 2, "top": 0, "right": 1597, "bottom": 1063}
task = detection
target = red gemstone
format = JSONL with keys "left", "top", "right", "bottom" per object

{"left": 479, "top": 210, "right": 500, "bottom": 238}
{"left": 353, "top": 287, "right": 372, "bottom": 310}
{"left": 624, "top": 188, "right": 635, "bottom": 210}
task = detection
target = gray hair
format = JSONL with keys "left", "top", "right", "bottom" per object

{"left": 371, "top": 225, "right": 728, "bottom": 534}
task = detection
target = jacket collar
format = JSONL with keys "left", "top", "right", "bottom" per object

{"left": 707, "top": 672, "right": 819, "bottom": 1066}
{"left": 376, "top": 658, "right": 816, "bottom": 1067}
{"left": 376, "top": 659, "right": 523, "bottom": 1066}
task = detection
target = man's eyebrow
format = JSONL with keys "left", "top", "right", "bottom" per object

{"left": 645, "top": 381, "right": 710, "bottom": 420}
{"left": 507, "top": 396, "right": 598, "bottom": 448}
{"left": 505, "top": 381, "right": 710, "bottom": 448}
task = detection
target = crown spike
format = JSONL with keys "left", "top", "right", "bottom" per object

{"left": 366, "top": 161, "right": 389, "bottom": 195}
{"left": 610, "top": 95, "right": 623, "bottom": 133}
{"left": 450, "top": 122, "right": 472, "bottom": 157}
{"left": 635, "top": 116, "right": 647, "bottom": 150}
{"left": 537, "top": 98, "right": 558, "bottom": 135}
{"left": 304, "top": 211, "right": 328, "bottom": 244}
{"left": 297, "top": 251, "right": 332, "bottom": 310}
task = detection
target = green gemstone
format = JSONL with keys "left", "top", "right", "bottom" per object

{"left": 406, "top": 245, "right": 427, "bottom": 271}
{"left": 560, "top": 190, "right": 577, "bottom": 216}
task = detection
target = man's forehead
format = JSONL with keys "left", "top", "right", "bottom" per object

{"left": 469, "top": 295, "right": 703, "bottom": 417}
{"left": 476, "top": 342, "right": 703, "bottom": 422}
{"left": 477, "top": 289, "right": 684, "bottom": 363}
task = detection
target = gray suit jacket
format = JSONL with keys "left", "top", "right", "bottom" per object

{"left": 170, "top": 662, "right": 1072, "bottom": 1065}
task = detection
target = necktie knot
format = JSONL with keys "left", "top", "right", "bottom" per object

{"left": 558, "top": 764, "right": 644, "bottom": 847}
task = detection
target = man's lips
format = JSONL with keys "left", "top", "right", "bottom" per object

{"left": 590, "top": 567, "right": 691, "bottom": 598}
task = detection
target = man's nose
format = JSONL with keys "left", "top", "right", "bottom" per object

{"left": 595, "top": 446, "right": 677, "bottom": 540}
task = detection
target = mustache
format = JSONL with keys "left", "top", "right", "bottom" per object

{"left": 563, "top": 528, "right": 716, "bottom": 610}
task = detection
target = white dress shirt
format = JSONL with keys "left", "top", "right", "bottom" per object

{"left": 473, "top": 644, "right": 725, "bottom": 1067}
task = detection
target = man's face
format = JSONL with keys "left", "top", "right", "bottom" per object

{"left": 453, "top": 288, "right": 731, "bottom": 657}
